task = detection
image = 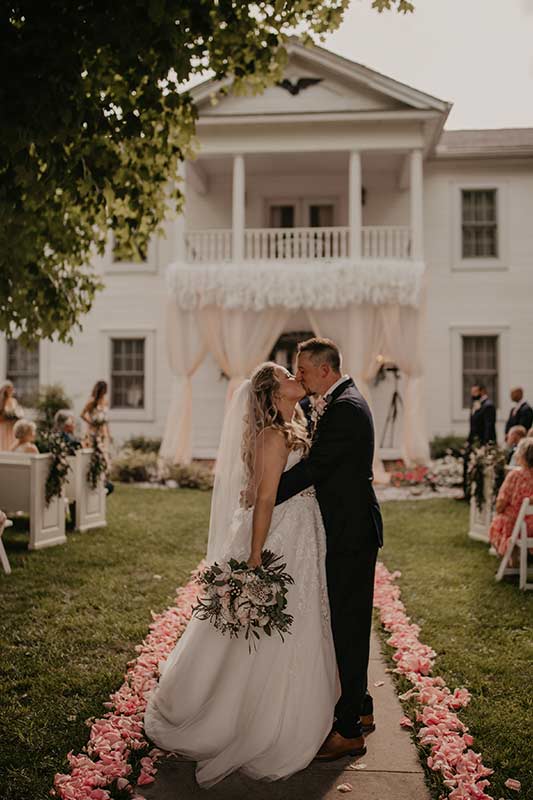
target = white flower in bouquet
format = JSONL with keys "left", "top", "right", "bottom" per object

{"left": 192, "top": 550, "right": 294, "bottom": 651}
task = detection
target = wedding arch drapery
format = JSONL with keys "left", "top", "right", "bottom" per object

{"left": 307, "top": 305, "right": 390, "bottom": 482}
{"left": 162, "top": 258, "right": 429, "bottom": 468}
{"left": 159, "top": 301, "right": 207, "bottom": 464}
{"left": 198, "top": 306, "right": 291, "bottom": 408}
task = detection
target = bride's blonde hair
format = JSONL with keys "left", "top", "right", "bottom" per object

{"left": 242, "top": 362, "right": 309, "bottom": 483}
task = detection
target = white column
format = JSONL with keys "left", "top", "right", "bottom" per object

{"left": 232, "top": 155, "right": 245, "bottom": 262}
{"left": 409, "top": 149, "right": 424, "bottom": 261}
{"left": 174, "top": 161, "right": 186, "bottom": 262}
{"left": 348, "top": 151, "right": 362, "bottom": 260}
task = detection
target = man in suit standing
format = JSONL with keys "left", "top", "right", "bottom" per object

{"left": 462, "top": 383, "right": 497, "bottom": 499}
{"left": 505, "top": 387, "right": 533, "bottom": 436}
{"left": 275, "top": 338, "right": 383, "bottom": 761}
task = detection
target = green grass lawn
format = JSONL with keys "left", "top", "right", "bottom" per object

{"left": 1, "top": 491, "right": 531, "bottom": 800}
{"left": 379, "top": 498, "right": 533, "bottom": 800}
{"left": 0, "top": 486, "right": 211, "bottom": 800}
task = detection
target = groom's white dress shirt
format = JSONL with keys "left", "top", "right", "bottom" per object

{"left": 324, "top": 374, "right": 351, "bottom": 401}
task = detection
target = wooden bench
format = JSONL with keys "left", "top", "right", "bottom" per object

{"left": 64, "top": 449, "right": 106, "bottom": 532}
{"left": 0, "top": 453, "right": 66, "bottom": 549}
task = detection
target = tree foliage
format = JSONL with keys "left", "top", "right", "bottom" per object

{"left": 0, "top": 1, "right": 413, "bottom": 345}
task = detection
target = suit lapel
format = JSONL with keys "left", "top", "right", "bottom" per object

{"left": 328, "top": 377, "right": 354, "bottom": 405}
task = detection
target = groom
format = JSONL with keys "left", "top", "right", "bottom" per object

{"left": 276, "top": 337, "right": 383, "bottom": 760}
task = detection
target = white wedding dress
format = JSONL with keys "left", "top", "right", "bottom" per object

{"left": 144, "top": 450, "right": 339, "bottom": 788}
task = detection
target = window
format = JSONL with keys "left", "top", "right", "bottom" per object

{"left": 462, "top": 335, "right": 498, "bottom": 409}
{"left": 461, "top": 189, "right": 498, "bottom": 258}
{"left": 269, "top": 205, "right": 295, "bottom": 228}
{"left": 110, "top": 338, "right": 145, "bottom": 409}
{"left": 112, "top": 234, "right": 148, "bottom": 263}
{"left": 309, "top": 204, "right": 334, "bottom": 228}
{"left": 269, "top": 330, "right": 314, "bottom": 373}
{"left": 6, "top": 340, "right": 39, "bottom": 405}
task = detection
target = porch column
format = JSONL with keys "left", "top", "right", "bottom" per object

{"left": 232, "top": 154, "right": 245, "bottom": 262}
{"left": 174, "top": 160, "right": 186, "bottom": 262}
{"left": 409, "top": 149, "right": 424, "bottom": 260}
{"left": 348, "top": 150, "right": 362, "bottom": 260}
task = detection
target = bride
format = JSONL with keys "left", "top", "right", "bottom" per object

{"left": 144, "top": 362, "right": 339, "bottom": 788}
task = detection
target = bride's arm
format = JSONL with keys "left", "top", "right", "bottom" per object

{"left": 247, "top": 429, "right": 288, "bottom": 568}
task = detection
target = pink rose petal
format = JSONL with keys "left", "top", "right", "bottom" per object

{"left": 505, "top": 778, "right": 521, "bottom": 791}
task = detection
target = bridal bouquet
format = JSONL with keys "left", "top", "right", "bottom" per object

{"left": 192, "top": 550, "right": 294, "bottom": 651}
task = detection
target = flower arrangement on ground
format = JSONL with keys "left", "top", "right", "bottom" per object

{"left": 192, "top": 550, "right": 294, "bottom": 650}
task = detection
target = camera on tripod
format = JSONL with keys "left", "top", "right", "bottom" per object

{"left": 374, "top": 361, "right": 402, "bottom": 449}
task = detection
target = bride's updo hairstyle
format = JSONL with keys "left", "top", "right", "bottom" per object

{"left": 242, "top": 362, "right": 309, "bottom": 483}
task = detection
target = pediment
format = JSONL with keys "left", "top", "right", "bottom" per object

{"left": 194, "top": 40, "right": 448, "bottom": 119}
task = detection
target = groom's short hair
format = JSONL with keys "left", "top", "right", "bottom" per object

{"left": 297, "top": 337, "right": 341, "bottom": 373}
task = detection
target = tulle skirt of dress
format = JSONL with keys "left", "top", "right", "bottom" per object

{"left": 144, "top": 491, "right": 339, "bottom": 788}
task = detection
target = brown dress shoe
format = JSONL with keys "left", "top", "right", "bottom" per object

{"left": 360, "top": 713, "right": 376, "bottom": 734}
{"left": 315, "top": 731, "right": 367, "bottom": 762}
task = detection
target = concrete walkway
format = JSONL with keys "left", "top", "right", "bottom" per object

{"left": 140, "top": 631, "right": 430, "bottom": 800}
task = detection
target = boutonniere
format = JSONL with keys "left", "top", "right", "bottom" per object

{"left": 309, "top": 395, "right": 329, "bottom": 435}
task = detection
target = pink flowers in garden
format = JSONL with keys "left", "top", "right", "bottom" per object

{"left": 52, "top": 574, "right": 202, "bottom": 800}
{"left": 374, "top": 563, "right": 496, "bottom": 800}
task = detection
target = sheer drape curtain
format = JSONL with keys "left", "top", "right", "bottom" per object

{"left": 379, "top": 304, "right": 429, "bottom": 464}
{"left": 199, "top": 306, "right": 291, "bottom": 407}
{"left": 159, "top": 300, "right": 207, "bottom": 464}
{"left": 307, "top": 305, "right": 390, "bottom": 483}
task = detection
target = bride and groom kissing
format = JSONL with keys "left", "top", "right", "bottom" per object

{"left": 144, "top": 337, "right": 384, "bottom": 789}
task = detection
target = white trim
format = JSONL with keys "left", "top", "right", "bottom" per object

{"left": 450, "top": 181, "right": 509, "bottom": 272}
{"left": 192, "top": 39, "right": 449, "bottom": 113}
{"left": 450, "top": 325, "right": 510, "bottom": 423}
{"left": 99, "top": 329, "right": 156, "bottom": 422}
{"left": 103, "top": 236, "right": 159, "bottom": 275}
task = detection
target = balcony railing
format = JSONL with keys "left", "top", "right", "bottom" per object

{"left": 184, "top": 226, "right": 411, "bottom": 263}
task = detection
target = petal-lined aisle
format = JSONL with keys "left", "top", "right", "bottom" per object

{"left": 52, "top": 563, "right": 496, "bottom": 800}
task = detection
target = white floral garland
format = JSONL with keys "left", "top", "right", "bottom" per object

{"left": 166, "top": 259, "right": 425, "bottom": 311}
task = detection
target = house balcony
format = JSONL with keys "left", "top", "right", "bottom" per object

{"left": 184, "top": 225, "right": 412, "bottom": 263}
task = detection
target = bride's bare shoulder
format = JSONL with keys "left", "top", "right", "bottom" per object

{"left": 257, "top": 426, "right": 288, "bottom": 452}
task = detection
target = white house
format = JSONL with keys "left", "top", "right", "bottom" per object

{"left": 2, "top": 40, "right": 533, "bottom": 465}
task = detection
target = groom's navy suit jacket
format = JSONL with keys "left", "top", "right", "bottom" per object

{"left": 276, "top": 377, "right": 383, "bottom": 553}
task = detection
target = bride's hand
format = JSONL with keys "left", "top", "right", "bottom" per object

{"left": 247, "top": 552, "right": 262, "bottom": 569}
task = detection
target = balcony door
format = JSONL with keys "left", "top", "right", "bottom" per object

{"left": 266, "top": 198, "right": 337, "bottom": 259}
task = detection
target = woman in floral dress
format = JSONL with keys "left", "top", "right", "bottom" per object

{"left": 489, "top": 437, "right": 533, "bottom": 556}
{"left": 0, "top": 381, "right": 23, "bottom": 451}
{"left": 81, "top": 380, "right": 111, "bottom": 464}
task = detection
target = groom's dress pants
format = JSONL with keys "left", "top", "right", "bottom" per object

{"left": 326, "top": 532, "right": 379, "bottom": 740}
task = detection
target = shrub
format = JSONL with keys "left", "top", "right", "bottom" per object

{"left": 122, "top": 435, "right": 162, "bottom": 453}
{"left": 35, "top": 384, "right": 73, "bottom": 436}
{"left": 110, "top": 450, "right": 159, "bottom": 483}
{"left": 168, "top": 463, "right": 214, "bottom": 491}
{"left": 429, "top": 434, "right": 466, "bottom": 459}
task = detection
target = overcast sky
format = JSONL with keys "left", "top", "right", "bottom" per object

{"left": 321, "top": 0, "right": 533, "bottom": 130}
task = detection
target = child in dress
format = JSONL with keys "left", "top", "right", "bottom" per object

{"left": 489, "top": 437, "right": 533, "bottom": 557}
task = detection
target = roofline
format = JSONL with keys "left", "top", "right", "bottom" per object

{"left": 285, "top": 38, "right": 450, "bottom": 112}
{"left": 191, "top": 36, "right": 451, "bottom": 114}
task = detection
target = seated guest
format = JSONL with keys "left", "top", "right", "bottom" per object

{"left": 505, "top": 387, "right": 533, "bottom": 435}
{"left": 489, "top": 437, "right": 533, "bottom": 557}
{"left": 53, "top": 409, "right": 81, "bottom": 449}
{"left": 505, "top": 425, "right": 527, "bottom": 466}
{"left": 55, "top": 408, "right": 114, "bottom": 496}
{"left": 10, "top": 419, "right": 38, "bottom": 454}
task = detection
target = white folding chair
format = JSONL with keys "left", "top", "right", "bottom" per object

{"left": 0, "top": 513, "right": 13, "bottom": 575}
{"left": 495, "top": 497, "right": 533, "bottom": 590}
